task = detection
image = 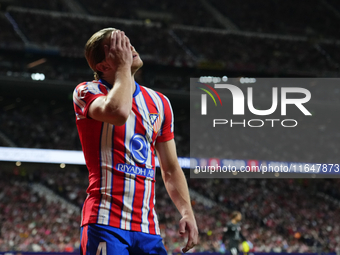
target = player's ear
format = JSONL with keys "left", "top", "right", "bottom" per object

{"left": 96, "top": 61, "right": 111, "bottom": 73}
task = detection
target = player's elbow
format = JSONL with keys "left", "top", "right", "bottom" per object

{"left": 103, "top": 105, "right": 130, "bottom": 126}
{"left": 114, "top": 111, "right": 130, "bottom": 126}
{"left": 161, "top": 164, "right": 183, "bottom": 181}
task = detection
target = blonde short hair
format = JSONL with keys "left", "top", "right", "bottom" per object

{"left": 84, "top": 28, "right": 116, "bottom": 80}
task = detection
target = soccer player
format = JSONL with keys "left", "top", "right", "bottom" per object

{"left": 222, "top": 211, "right": 247, "bottom": 255}
{"left": 73, "top": 28, "right": 198, "bottom": 254}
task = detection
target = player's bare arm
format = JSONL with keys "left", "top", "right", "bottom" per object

{"left": 156, "top": 139, "right": 199, "bottom": 253}
{"left": 88, "top": 30, "right": 133, "bottom": 126}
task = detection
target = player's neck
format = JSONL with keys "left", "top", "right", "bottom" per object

{"left": 101, "top": 75, "right": 136, "bottom": 96}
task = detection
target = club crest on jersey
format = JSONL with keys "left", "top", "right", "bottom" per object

{"left": 149, "top": 113, "right": 161, "bottom": 133}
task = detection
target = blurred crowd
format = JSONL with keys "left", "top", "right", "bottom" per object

{"left": 134, "top": 177, "right": 340, "bottom": 253}
{"left": 7, "top": 10, "right": 190, "bottom": 66}
{"left": 0, "top": 172, "right": 80, "bottom": 252}
{"left": 189, "top": 178, "right": 340, "bottom": 253}
{"left": 0, "top": 97, "right": 81, "bottom": 150}
{"left": 4, "top": 0, "right": 68, "bottom": 12}
{"left": 3, "top": 0, "right": 340, "bottom": 41}
{"left": 0, "top": 96, "right": 190, "bottom": 156}
{"left": 316, "top": 179, "right": 340, "bottom": 201}
{"left": 0, "top": 6, "right": 338, "bottom": 82}
{"left": 209, "top": 0, "right": 340, "bottom": 39}
{"left": 0, "top": 13, "right": 23, "bottom": 49}
{"left": 80, "top": 0, "right": 222, "bottom": 28}
{"left": 2, "top": 168, "right": 340, "bottom": 253}
{"left": 175, "top": 29, "right": 339, "bottom": 76}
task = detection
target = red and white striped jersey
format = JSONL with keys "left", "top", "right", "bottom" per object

{"left": 73, "top": 79, "right": 174, "bottom": 235}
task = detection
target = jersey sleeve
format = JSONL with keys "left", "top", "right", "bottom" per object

{"left": 73, "top": 81, "right": 107, "bottom": 120}
{"left": 222, "top": 224, "right": 232, "bottom": 242}
{"left": 156, "top": 95, "right": 174, "bottom": 143}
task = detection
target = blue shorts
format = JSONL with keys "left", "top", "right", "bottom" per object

{"left": 80, "top": 224, "right": 167, "bottom": 255}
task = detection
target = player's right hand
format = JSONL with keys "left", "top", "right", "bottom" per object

{"left": 104, "top": 30, "right": 133, "bottom": 70}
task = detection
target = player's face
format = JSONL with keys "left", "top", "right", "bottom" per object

{"left": 101, "top": 31, "right": 143, "bottom": 75}
{"left": 237, "top": 213, "right": 242, "bottom": 222}
{"left": 131, "top": 45, "right": 143, "bottom": 74}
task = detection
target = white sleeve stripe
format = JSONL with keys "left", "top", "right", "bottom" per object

{"left": 86, "top": 82, "right": 104, "bottom": 95}
{"left": 73, "top": 90, "right": 86, "bottom": 110}
{"left": 97, "top": 122, "right": 114, "bottom": 225}
{"left": 164, "top": 96, "right": 174, "bottom": 133}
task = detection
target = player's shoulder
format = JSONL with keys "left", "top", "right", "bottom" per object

{"left": 73, "top": 80, "right": 109, "bottom": 98}
{"left": 74, "top": 80, "right": 107, "bottom": 90}
{"left": 140, "top": 85, "right": 171, "bottom": 103}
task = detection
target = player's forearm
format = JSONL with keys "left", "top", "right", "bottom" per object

{"left": 104, "top": 66, "right": 133, "bottom": 122}
{"left": 163, "top": 167, "right": 194, "bottom": 217}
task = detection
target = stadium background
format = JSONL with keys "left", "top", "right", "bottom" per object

{"left": 0, "top": 0, "right": 340, "bottom": 254}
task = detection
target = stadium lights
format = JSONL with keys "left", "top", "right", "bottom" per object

{"left": 239, "top": 77, "right": 256, "bottom": 84}
{"left": 199, "top": 76, "right": 228, "bottom": 83}
{"left": 31, "top": 73, "right": 45, "bottom": 81}
{"left": 27, "top": 58, "right": 46, "bottom": 69}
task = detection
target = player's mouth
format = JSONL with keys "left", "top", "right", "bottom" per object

{"left": 133, "top": 53, "right": 139, "bottom": 59}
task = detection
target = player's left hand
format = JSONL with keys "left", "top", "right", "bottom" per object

{"left": 179, "top": 214, "right": 199, "bottom": 253}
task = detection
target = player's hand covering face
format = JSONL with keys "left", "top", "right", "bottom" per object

{"left": 103, "top": 30, "right": 133, "bottom": 70}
